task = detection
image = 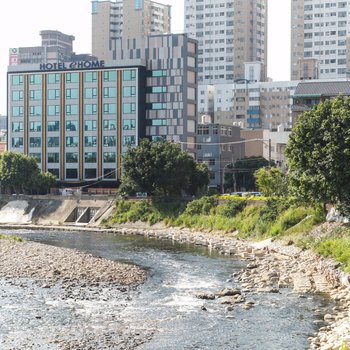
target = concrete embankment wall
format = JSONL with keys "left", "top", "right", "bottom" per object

{"left": 0, "top": 195, "right": 115, "bottom": 226}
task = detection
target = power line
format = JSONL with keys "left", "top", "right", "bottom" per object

{"left": 178, "top": 138, "right": 270, "bottom": 146}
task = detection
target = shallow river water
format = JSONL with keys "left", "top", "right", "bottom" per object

{"left": 0, "top": 229, "right": 333, "bottom": 349}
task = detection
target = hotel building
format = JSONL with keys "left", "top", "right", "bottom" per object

{"left": 7, "top": 60, "right": 146, "bottom": 184}
{"left": 7, "top": 34, "right": 198, "bottom": 185}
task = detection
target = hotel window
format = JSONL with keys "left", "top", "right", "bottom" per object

{"left": 104, "top": 168, "right": 116, "bottom": 179}
{"left": 103, "top": 70, "right": 116, "bottom": 82}
{"left": 123, "top": 119, "right": 136, "bottom": 130}
{"left": 12, "top": 90, "right": 23, "bottom": 101}
{"left": 103, "top": 152, "right": 116, "bottom": 163}
{"left": 11, "top": 137, "right": 23, "bottom": 148}
{"left": 85, "top": 168, "right": 97, "bottom": 179}
{"left": 123, "top": 86, "right": 136, "bottom": 97}
{"left": 48, "top": 169, "right": 59, "bottom": 178}
{"left": 11, "top": 75, "right": 23, "bottom": 86}
{"left": 48, "top": 153, "right": 59, "bottom": 163}
{"left": 85, "top": 104, "right": 97, "bottom": 115}
{"left": 84, "top": 136, "right": 97, "bottom": 147}
{"left": 66, "top": 88, "right": 79, "bottom": 99}
{"left": 104, "top": 87, "right": 117, "bottom": 98}
{"left": 12, "top": 106, "right": 24, "bottom": 117}
{"left": 30, "top": 153, "right": 41, "bottom": 163}
{"left": 12, "top": 122, "right": 23, "bottom": 132}
{"left": 48, "top": 105, "right": 60, "bottom": 116}
{"left": 30, "top": 90, "right": 42, "bottom": 100}
{"left": 29, "top": 74, "right": 41, "bottom": 85}
{"left": 84, "top": 87, "right": 97, "bottom": 99}
{"left": 66, "top": 104, "right": 78, "bottom": 115}
{"left": 66, "top": 168, "right": 78, "bottom": 179}
{"left": 47, "top": 121, "right": 59, "bottom": 132}
{"left": 47, "top": 73, "right": 60, "bottom": 84}
{"left": 123, "top": 103, "right": 136, "bottom": 113}
{"left": 66, "top": 121, "right": 78, "bottom": 132}
{"left": 29, "top": 106, "right": 42, "bottom": 117}
{"left": 104, "top": 103, "right": 116, "bottom": 114}
{"left": 123, "top": 135, "right": 136, "bottom": 146}
{"left": 66, "top": 152, "right": 78, "bottom": 163}
{"left": 66, "top": 136, "right": 78, "bottom": 147}
{"left": 29, "top": 137, "right": 41, "bottom": 147}
{"left": 29, "top": 121, "right": 42, "bottom": 132}
{"left": 84, "top": 71, "right": 97, "bottom": 82}
{"left": 84, "top": 120, "right": 97, "bottom": 131}
{"left": 48, "top": 89, "right": 60, "bottom": 100}
{"left": 103, "top": 136, "right": 116, "bottom": 147}
{"left": 103, "top": 119, "right": 117, "bottom": 130}
{"left": 48, "top": 137, "right": 59, "bottom": 147}
{"left": 84, "top": 152, "right": 97, "bottom": 163}
{"left": 66, "top": 73, "right": 79, "bottom": 83}
{"left": 123, "top": 70, "right": 136, "bottom": 81}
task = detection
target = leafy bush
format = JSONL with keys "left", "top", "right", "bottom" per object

{"left": 184, "top": 196, "right": 218, "bottom": 216}
{"left": 316, "top": 237, "right": 350, "bottom": 272}
{"left": 268, "top": 207, "right": 310, "bottom": 237}
{"left": 216, "top": 199, "right": 246, "bottom": 217}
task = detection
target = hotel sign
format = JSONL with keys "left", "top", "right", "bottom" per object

{"left": 39, "top": 60, "right": 105, "bottom": 71}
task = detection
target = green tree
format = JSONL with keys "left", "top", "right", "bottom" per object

{"left": 225, "top": 156, "right": 271, "bottom": 191}
{"left": 285, "top": 96, "right": 350, "bottom": 215}
{"left": 255, "top": 167, "right": 288, "bottom": 197}
{"left": 119, "top": 139, "right": 209, "bottom": 196}
{"left": 0, "top": 152, "right": 56, "bottom": 194}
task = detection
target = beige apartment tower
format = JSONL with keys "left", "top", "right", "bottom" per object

{"left": 291, "top": 0, "right": 350, "bottom": 80}
{"left": 184, "top": 0, "right": 268, "bottom": 84}
{"left": 92, "top": 0, "right": 171, "bottom": 60}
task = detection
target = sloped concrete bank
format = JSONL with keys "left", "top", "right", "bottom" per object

{"left": 1, "top": 220, "right": 350, "bottom": 349}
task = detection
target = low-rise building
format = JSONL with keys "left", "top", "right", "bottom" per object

{"left": 196, "top": 121, "right": 244, "bottom": 192}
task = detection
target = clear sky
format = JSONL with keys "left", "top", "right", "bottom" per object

{"left": 0, "top": 0, "right": 291, "bottom": 115}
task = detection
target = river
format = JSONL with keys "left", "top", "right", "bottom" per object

{"left": 0, "top": 229, "right": 333, "bottom": 349}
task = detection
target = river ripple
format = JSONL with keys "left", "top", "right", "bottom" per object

{"left": 0, "top": 229, "right": 333, "bottom": 349}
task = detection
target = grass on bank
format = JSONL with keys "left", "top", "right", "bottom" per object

{"left": 0, "top": 234, "right": 23, "bottom": 242}
{"left": 106, "top": 195, "right": 350, "bottom": 272}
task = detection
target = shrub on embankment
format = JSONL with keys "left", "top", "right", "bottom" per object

{"left": 107, "top": 195, "right": 324, "bottom": 238}
{"left": 106, "top": 195, "right": 350, "bottom": 271}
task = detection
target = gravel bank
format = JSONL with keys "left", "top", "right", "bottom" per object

{"left": 0, "top": 238, "right": 149, "bottom": 350}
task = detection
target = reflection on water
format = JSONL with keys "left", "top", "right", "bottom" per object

{"left": 0, "top": 229, "right": 332, "bottom": 349}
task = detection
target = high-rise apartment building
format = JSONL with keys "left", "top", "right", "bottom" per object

{"left": 291, "top": 0, "right": 350, "bottom": 80}
{"left": 92, "top": 0, "right": 171, "bottom": 60}
{"left": 184, "top": 0, "right": 268, "bottom": 84}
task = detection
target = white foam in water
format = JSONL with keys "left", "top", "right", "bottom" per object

{"left": 0, "top": 200, "right": 32, "bottom": 224}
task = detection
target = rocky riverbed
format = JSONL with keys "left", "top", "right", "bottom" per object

{"left": 1, "top": 222, "right": 350, "bottom": 349}
{"left": 110, "top": 222, "right": 350, "bottom": 350}
{"left": 0, "top": 238, "right": 149, "bottom": 349}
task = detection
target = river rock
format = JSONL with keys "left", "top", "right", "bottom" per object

{"left": 216, "top": 287, "right": 241, "bottom": 297}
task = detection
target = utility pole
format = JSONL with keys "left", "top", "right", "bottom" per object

{"left": 269, "top": 138, "right": 272, "bottom": 165}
